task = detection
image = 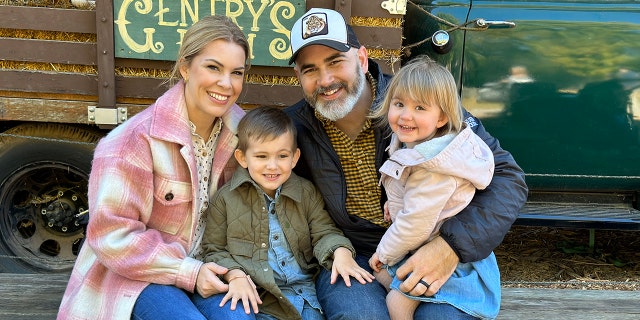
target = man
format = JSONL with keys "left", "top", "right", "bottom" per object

{"left": 284, "top": 8, "right": 528, "bottom": 319}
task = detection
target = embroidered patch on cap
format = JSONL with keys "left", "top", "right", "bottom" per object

{"left": 302, "top": 13, "right": 329, "bottom": 39}
{"left": 288, "top": 8, "right": 360, "bottom": 65}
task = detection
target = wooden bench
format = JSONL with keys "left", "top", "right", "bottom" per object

{"left": 0, "top": 273, "right": 68, "bottom": 320}
{"left": 1, "top": 273, "right": 639, "bottom": 319}
{"left": 515, "top": 193, "right": 640, "bottom": 231}
{"left": 500, "top": 287, "right": 640, "bottom": 319}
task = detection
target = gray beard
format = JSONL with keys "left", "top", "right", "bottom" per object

{"left": 308, "top": 65, "right": 367, "bottom": 121}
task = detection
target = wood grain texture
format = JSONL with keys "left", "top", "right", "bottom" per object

{"left": 0, "top": 273, "right": 639, "bottom": 320}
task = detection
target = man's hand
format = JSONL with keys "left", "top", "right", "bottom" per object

{"left": 195, "top": 262, "right": 229, "bottom": 298}
{"left": 395, "top": 236, "right": 458, "bottom": 296}
{"left": 330, "top": 247, "right": 375, "bottom": 287}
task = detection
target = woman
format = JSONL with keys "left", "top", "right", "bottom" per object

{"left": 57, "top": 15, "right": 250, "bottom": 319}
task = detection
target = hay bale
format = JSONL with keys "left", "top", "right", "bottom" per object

{"left": 1, "top": 0, "right": 76, "bottom": 9}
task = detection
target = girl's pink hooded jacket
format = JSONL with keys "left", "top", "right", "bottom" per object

{"left": 377, "top": 125, "right": 495, "bottom": 266}
{"left": 57, "top": 82, "right": 244, "bottom": 319}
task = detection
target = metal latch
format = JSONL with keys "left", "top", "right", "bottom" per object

{"left": 87, "top": 106, "right": 128, "bottom": 125}
{"left": 381, "top": 0, "right": 407, "bottom": 15}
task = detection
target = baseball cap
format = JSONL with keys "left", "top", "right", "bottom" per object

{"left": 289, "top": 8, "right": 361, "bottom": 65}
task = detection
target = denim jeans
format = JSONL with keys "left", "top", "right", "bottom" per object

{"left": 131, "top": 284, "right": 206, "bottom": 320}
{"left": 192, "top": 293, "right": 325, "bottom": 320}
{"left": 254, "top": 301, "right": 325, "bottom": 320}
{"left": 387, "top": 253, "right": 501, "bottom": 319}
{"left": 192, "top": 292, "right": 256, "bottom": 320}
{"left": 315, "top": 254, "right": 478, "bottom": 320}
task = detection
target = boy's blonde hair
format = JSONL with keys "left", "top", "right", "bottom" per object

{"left": 373, "top": 55, "right": 464, "bottom": 137}
{"left": 236, "top": 106, "right": 297, "bottom": 152}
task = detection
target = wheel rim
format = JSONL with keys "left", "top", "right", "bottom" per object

{"left": 0, "top": 162, "right": 88, "bottom": 272}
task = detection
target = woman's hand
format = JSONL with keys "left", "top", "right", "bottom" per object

{"left": 220, "top": 270, "right": 262, "bottom": 314}
{"left": 330, "top": 247, "right": 375, "bottom": 287}
{"left": 195, "top": 262, "right": 229, "bottom": 298}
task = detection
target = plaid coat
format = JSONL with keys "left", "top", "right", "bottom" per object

{"left": 57, "top": 82, "right": 244, "bottom": 319}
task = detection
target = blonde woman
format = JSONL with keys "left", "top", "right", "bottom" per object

{"left": 58, "top": 15, "right": 250, "bottom": 319}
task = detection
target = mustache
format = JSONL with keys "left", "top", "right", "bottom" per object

{"left": 315, "top": 82, "right": 345, "bottom": 96}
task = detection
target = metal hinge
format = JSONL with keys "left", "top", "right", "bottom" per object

{"left": 87, "top": 106, "right": 128, "bottom": 125}
{"left": 381, "top": 0, "right": 407, "bottom": 15}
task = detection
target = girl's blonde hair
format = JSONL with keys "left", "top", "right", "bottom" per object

{"left": 168, "top": 15, "right": 250, "bottom": 85}
{"left": 373, "top": 55, "right": 464, "bottom": 137}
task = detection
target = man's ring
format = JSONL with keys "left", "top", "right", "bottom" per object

{"left": 418, "top": 279, "right": 431, "bottom": 289}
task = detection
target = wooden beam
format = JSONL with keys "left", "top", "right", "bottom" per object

{"left": 95, "top": 0, "right": 116, "bottom": 108}
{"left": 0, "top": 38, "right": 96, "bottom": 65}
{"left": 0, "top": 70, "right": 97, "bottom": 95}
{"left": 0, "top": 5, "right": 96, "bottom": 33}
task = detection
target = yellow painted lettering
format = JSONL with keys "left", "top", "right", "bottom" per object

{"left": 180, "top": 0, "right": 199, "bottom": 26}
{"left": 246, "top": 33, "right": 256, "bottom": 61}
{"left": 115, "top": 0, "right": 164, "bottom": 54}
{"left": 225, "top": 0, "right": 243, "bottom": 28}
{"left": 177, "top": 28, "right": 188, "bottom": 46}
{"left": 156, "top": 0, "right": 178, "bottom": 26}
{"left": 209, "top": 0, "right": 216, "bottom": 16}
{"left": 243, "top": 0, "right": 269, "bottom": 32}
{"left": 269, "top": 1, "right": 295, "bottom": 60}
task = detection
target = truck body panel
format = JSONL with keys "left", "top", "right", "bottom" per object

{"left": 406, "top": 0, "right": 640, "bottom": 229}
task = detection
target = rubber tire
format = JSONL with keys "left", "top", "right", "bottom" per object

{"left": 0, "top": 123, "right": 104, "bottom": 273}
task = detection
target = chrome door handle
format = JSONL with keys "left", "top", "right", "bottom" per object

{"left": 476, "top": 19, "right": 516, "bottom": 29}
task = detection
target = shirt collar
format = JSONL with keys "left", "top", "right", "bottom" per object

{"left": 189, "top": 118, "right": 223, "bottom": 140}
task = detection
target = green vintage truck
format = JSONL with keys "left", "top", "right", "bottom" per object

{"left": 404, "top": 0, "right": 640, "bottom": 229}
{"left": 0, "top": 0, "right": 638, "bottom": 273}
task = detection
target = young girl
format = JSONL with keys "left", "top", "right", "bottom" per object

{"left": 369, "top": 56, "right": 500, "bottom": 320}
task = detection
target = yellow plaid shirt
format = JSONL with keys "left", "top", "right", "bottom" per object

{"left": 315, "top": 111, "right": 389, "bottom": 228}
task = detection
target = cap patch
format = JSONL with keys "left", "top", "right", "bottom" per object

{"left": 302, "top": 13, "right": 329, "bottom": 40}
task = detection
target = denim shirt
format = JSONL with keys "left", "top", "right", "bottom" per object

{"left": 265, "top": 189, "right": 322, "bottom": 314}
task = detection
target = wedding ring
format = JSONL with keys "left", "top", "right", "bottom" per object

{"left": 418, "top": 279, "right": 431, "bottom": 289}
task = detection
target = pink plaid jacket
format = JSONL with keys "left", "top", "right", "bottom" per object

{"left": 57, "top": 82, "right": 244, "bottom": 319}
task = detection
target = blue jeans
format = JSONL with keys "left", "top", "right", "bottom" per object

{"left": 192, "top": 292, "right": 256, "bottom": 320}
{"left": 131, "top": 284, "right": 206, "bottom": 320}
{"left": 192, "top": 293, "right": 325, "bottom": 320}
{"left": 387, "top": 253, "right": 501, "bottom": 319}
{"left": 315, "top": 254, "right": 477, "bottom": 320}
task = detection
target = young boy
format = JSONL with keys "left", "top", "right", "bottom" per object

{"left": 192, "top": 106, "right": 374, "bottom": 320}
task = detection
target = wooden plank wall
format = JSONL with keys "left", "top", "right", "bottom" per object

{"left": 0, "top": 0, "right": 403, "bottom": 120}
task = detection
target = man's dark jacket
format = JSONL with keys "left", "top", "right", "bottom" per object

{"left": 285, "top": 59, "right": 528, "bottom": 262}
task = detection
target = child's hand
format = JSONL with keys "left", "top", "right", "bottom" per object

{"left": 330, "top": 247, "right": 375, "bottom": 287}
{"left": 369, "top": 253, "right": 383, "bottom": 272}
{"left": 383, "top": 202, "right": 391, "bottom": 222}
{"left": 220, "top": 270, "right": 262, "bottom": 315}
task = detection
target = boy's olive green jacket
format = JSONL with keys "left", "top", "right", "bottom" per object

{"left": 202, "top": 167, "right": 356, "bottom": 320}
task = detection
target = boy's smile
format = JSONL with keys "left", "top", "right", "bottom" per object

{"left": 234, "top": 131, "right": 300, "bottom": 197}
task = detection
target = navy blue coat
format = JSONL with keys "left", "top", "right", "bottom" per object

{"left": 285, "top": 59, "right": 528, "bottom": 262}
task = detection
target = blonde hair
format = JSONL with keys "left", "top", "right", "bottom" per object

{"left": 373, "top": 55, "right": 463, "bottom": 137}
{"left": 168, "top": 15, "right": 250, "bottom": 85}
